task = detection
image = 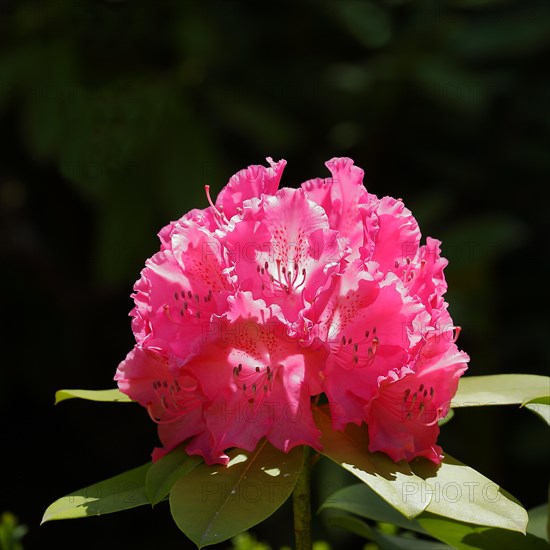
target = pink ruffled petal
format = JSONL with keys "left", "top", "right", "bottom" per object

{"left": 216, "top": 157, "right": 286, "bottom": 221}
{"left": 301, "top": 157, "right": 371, "bottom": 258}
{"left": 371, "top": 196, "right": 421, "bottom": 272}
{"left": 118, "top": 157, "right": 468, "bottom": 466}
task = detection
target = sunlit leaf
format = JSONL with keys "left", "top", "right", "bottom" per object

{"left": 169, "top": 441, "right": 303, "bottom": 548}
{"left": 417, "top": 514, "right": 549, "bottom": 550}
{"left": 319, "top": 483, "right": 427, "bottom": 535}
{"left": 315, "top": 406, "right": 429, "bottom": 519}
{"left": 321, "top": 482, "right": 543, "bottom": 549}
{"left": 411, "top": 454, "right": 528, "bottom": 533}
{"left": 524, "top": 403, "right": 550, "bottom": 426}
{"left": 146, "top": 445, "right": 202, "bottom": 505}
{"left": 55, "top": 388, "right": 132, "bottom": 404}
{"left": 452, "top": 375, "right": 550, "bottom": 408}
{"left": 42, "top": 463, "right": 150, "bottom": 523}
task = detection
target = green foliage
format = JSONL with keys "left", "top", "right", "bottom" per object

{"left": 169, "top": 442, "right": 304, "bottom": 548}
{"left": 410, "top": 455, "right": 527, "bottom": 533}
{"left": 321, "top": 484, "right": 549, "bottom": 550}
{"left": 453, "top": 375, "right": 550, "bottom": 408}
{"left": 43, "top": 372, "right": 548, "bottom": 547}
{"left": 146, "top": 445, "right": 202, "bottom": 505}
{"left": 231, "top": 531, "right": 271, "bottom": 550}
{"left": 41, "top": 463, "right": 151, "bottom": 523}
{"left": 54, "top": 388, "right": 132, "bottom": 404}
{"left": 453, "top": 375, "right": 550, "bottom": 425}
{"left": 315, "top": 406, "right": 430, "bottom": 519}
{"left": 527, "top": 502, "right": 550, "bottom": 544}
{"left": 0, "top": 512, "right": 27, "bottom": 550}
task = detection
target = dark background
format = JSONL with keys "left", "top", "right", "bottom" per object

{"left": 1, "top": 0, "right": 549, "bottom": 548}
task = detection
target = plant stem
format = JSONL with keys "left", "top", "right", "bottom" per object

{"left": 293, "top": 445, "right": 312, "bottom": 550}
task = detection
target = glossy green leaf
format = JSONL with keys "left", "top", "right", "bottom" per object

{"left": 411, "top": 454, "right": 528, "bottom": 533}
{"left": 55, "top": 388, "right": 132, "bottom": 404}
{"left": 315, "top": 406, "right": 429, "bottom": 519}
{"left": 417, "top": 514, "right": 549, "bottom": 550}
{"left": 146, "top": 446, "right": 202, "bottom": 505}
{"left": 42, "top": 463, "right": 151, "bottom": 523}
{"left": 452, "top": 375, "right": 550, "bottom": 408}
{"left": 169, "top": 440, "right": 303, "bottom": 548}
{"left": 319, "top": 483, "right": 427, "bottom": 535}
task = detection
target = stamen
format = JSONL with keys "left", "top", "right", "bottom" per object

{"left": 204, "top": 185, "right": 229, "bottom": 227}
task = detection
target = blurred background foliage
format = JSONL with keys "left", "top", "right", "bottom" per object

{"left": 0, "top": 0, "right": 548, "bottom": 548}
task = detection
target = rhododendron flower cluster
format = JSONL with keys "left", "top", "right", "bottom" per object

{"left": 115, "top": 157, "right": 468, "bottom": 465}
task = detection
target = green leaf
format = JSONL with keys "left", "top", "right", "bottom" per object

{"left": 146, "top": 445, "right": 202, "bottom": 505}
{"left": 417, "top": 514, "right": 550, "bottom": 550}
{"left": 525, "top": 397, "right": 550, "bottom": 406}
{"left": 319, "top": 483, "right": 427, "bottom": 535}
{"left": 42, "top": 463, "right": 151, "bottom": 523}
{"left": 315, "top": 406, "right": 429, "bottom": 519}
{"left": 438, "top": 408, "right": 454, "bottom": 427}
{"left": 321, "top": 484, "right": 544, "bottom": 550}
{"left": 326, "top": 514, "right": 375, "bottom": 540}
{"left": 527, "top": 503, "right": 549, "bottom": 543}
{"left": 410, "top": 454, "right": 528, "bottom": 534}
{"left": 54, "top": 388, "right": 133, "bottom": 404}
{"left": 523, "top": 396, "right": 550, "bottom": 425}
{"left": 524, "top": 403, "right": 550, "bottom": 426}
{"left": 328, "top": 514, "right": 451, "bottom": 550}
{"left": 452, "top": 375, "right": 550, "bottom": 408}
{"left": 169, "top": 440, "right": 304, "bottom": 548}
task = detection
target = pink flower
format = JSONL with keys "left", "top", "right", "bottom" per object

{"left": 115, "top": 157, "right": 468, "bottom": 465}
{"left": 364, "top": 316, "right": 468, "bottom": 463}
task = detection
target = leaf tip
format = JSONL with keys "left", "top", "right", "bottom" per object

{"left": 40, "top": 510, "right": 52, "bottom": 525}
